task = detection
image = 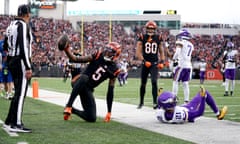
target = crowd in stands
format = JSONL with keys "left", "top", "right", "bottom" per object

{"left": 0, "top": 15, "right": 239, "bottom": 75}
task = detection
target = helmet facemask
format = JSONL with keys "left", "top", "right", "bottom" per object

{"left": 145, "top": 21, "right": 157, "bottom": 36}
{"left": 103, "top": 42, "right": 121, "bottom": 62}
{"left": 103, "top": 47, "right": 117, "bottom": 61}
{"left": 146, "top": 27, "right": 156, "bottom": 36}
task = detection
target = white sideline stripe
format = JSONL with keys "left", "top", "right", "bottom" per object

{"left": 17, "top": 142, "right": 29, "bottom": 144}
{"left": 0, "top": 119, "right": 19, "bottom": 137}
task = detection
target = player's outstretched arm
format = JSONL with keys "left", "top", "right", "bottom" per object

{"left": 57, "top": 34, "right": 94, "bottom": 62}
{"left": 64, "top": 46, "right": 93, "bottom": 63}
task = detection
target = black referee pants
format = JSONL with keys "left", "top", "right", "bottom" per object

{"left": 5, "top": 57, "right": 29, "bottom": 126}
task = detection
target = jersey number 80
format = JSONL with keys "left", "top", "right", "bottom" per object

{"left": 144, "top": 42, "right": 158, "bottom": 54}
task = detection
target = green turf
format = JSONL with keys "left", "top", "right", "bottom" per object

{"left": 0, "top": 77, "right": 239, "bottom": 144}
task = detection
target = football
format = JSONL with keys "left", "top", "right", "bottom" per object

{"left": 57, "top": 34, "right": 70, "bottom": 51}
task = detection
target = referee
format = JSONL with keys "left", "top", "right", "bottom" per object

{"left": 3, "top": 4, "right": 33, "bottom": 133}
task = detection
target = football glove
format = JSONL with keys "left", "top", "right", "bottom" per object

{"left": 157, "top": 63, "right": 164, "bottom": 69}
{"left": 143, "top": 60, "right": 151, "bottom": 68}
{"left": 173, "top": 62, "right": 178, "bottom": 67}
{"left": 173, "top": 59, "right": 179, "bottom": 67}
{"left": 157, "top": 60, "right": 164, "bottom": 69}
{"left": 104, "top": 112, "right": 111, "bottom": 122}
{"left": 158, "top": 87, "right": 163, "bottom": 96}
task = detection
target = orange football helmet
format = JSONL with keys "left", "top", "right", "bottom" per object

{"left": 103, "top": 42, "right": 121, "bottom": 61}
{"left": 145, "top": 21, "right": 157, "bottom": 36}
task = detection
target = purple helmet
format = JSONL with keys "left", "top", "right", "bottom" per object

{"left": 158, "top": 91, "right": 178, "bottom": 110}
{"left": 226, "top": 41, "right": 234, "bottom": 51}
{"left": 177, "top": 29, "right": 192, "bottom": 40}
{"left": 227, "top": 41, "right": 234, "bottom": 48}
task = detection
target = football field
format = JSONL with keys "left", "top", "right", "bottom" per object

{"left": 0, "top": 78, "right": 239, "bottom": 144}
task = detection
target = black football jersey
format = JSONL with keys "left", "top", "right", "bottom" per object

{"left": 82, "top": 54, "right": 120, "bottom": 88}
{"left": 137, "top": 34, "right": 162, "bottom": 63}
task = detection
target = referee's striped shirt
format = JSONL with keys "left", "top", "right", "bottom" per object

{"left": 6, "top": 17, "right": 32, "bottom": 70}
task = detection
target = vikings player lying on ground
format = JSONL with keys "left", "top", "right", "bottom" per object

{"left": 156, "top": 86, "right": 228, "bottom": 124}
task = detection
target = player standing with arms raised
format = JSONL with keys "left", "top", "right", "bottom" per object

{"left": 136, "top": 21, "right": 165, "bottom": 109}
{"left": 172, "top": 29, "right": 194, "bottom": 103}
